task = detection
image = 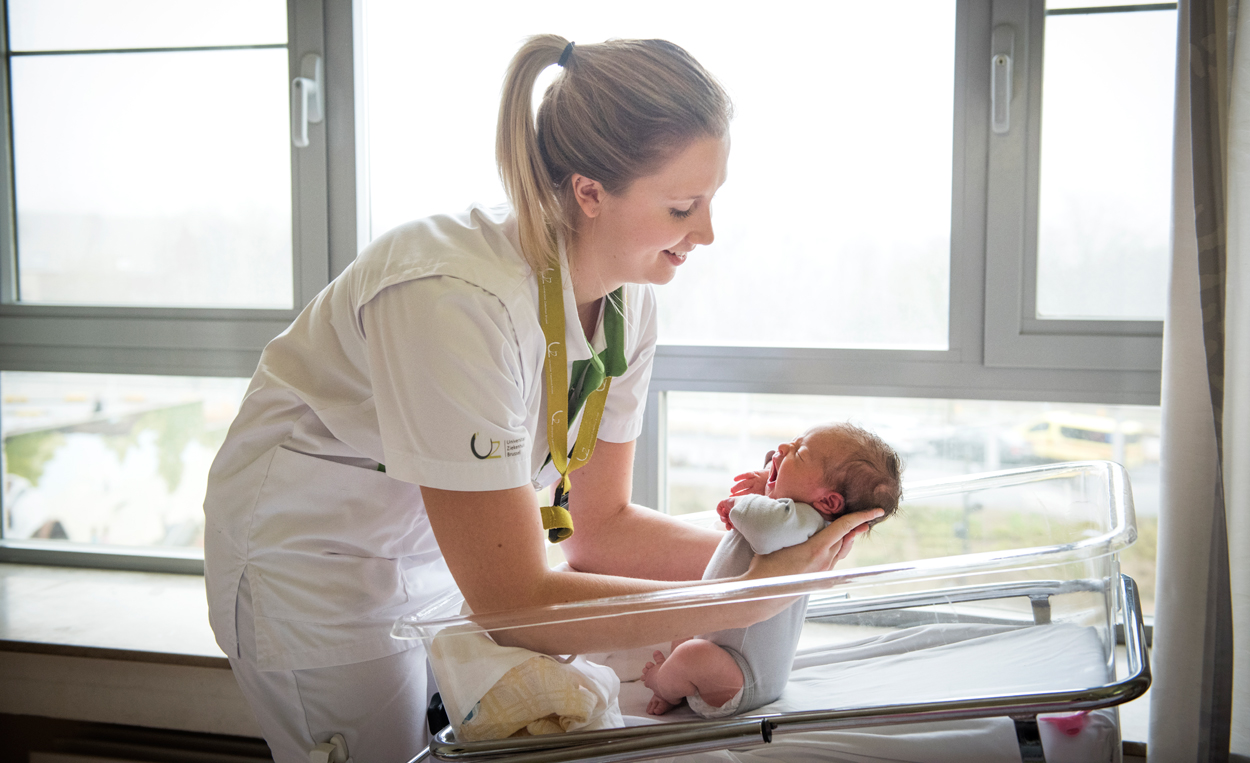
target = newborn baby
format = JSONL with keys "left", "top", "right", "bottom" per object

{"left": 643, "top": 422, "right": 902, "bottom": 718}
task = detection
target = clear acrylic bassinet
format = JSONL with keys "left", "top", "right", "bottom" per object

{"left": 395, "top": 460, "right": 1149, "bottom": 763}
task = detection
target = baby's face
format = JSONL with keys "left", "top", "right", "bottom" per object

{"left": 764, "top": 427, "right": 845, "bottom": 506}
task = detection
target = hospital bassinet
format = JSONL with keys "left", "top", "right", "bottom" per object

{"left": 396, "top": 461, "right": 1149, "bottom": 763}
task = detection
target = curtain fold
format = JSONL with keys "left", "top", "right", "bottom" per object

{"left": 1224, "top": 0, "right": 1250, "bottom": 755}
{"left": 1150, "top": 0, "right": 1240, "bottom": 760}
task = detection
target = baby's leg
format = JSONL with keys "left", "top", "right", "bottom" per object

{"left": 641, "top": 639, "right": 745, "bottom": 715}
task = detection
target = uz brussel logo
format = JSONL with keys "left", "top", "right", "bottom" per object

{"left": 470, "top": 433, "right": 501, "bottom": 460}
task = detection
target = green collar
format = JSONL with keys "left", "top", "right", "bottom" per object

{"left": 567, "top": 288, "right": 627, "bottom": 424}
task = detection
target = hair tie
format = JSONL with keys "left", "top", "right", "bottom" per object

{"left": 558, "top": 41, "right": 574, "bottom": 67}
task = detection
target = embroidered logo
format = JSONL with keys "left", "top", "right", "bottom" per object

{"left": 471, "top": 434, "right": 526, "bottom": 460}
{"left": 470, "top": 433, "right": 501, "bottom": 460}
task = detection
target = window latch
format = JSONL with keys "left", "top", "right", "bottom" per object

{"left": 991, "top": 24, "right": 1014, "bottom": 135}
{"left": 291, "top": 53, "right": 324, "bottom": 148}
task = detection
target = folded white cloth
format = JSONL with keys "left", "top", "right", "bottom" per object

{"left": 428, "top": 623, "right": 622, "bottom": 741}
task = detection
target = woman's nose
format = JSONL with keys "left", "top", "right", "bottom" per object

{"left": 688, "top": 205, "right": 715, "bottom": 247}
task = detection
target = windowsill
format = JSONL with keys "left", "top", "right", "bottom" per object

{"left": 0, "top": 563, "right": 225, "bottom": 665}
{"left": 0, "top": 563, "right": 260, "bottom": 738}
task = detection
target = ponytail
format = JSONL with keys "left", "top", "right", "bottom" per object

{"left": 497, "top": 35, "right": 567, "bottom": 272}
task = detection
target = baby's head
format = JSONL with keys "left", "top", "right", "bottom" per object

{"left": 765, "top": 423, "right": 903, "bottom": 526}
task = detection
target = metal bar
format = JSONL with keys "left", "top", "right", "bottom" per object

{"left": 0, "top": 0, "right": 17, "bottom": 307}
{"left": 1046, "top": 4, "right": 1176, "bottom": 15}
{"left": 1119, "top": 574, "right": 1151, "bottom": 689}
{"left": 805, "top": 578, "right": 1101, "bottom": 620}
{"left": 425, "top": 575, "right": 1150, "bottom": 763}
{"left": 430, "top": 720, "right": 769, "bottom": 763}
{"left": 443, "top": 728, "right": 769, "bottom": 763}
{"left": 1029, "top": 594, "right": 1053, "bottom": 625}
{"left": 1013, "top": 717, "right": 1045, "bottom": 762}
{"left": 8, "top": 43, "right": 288, "bottom": 57}
{"left": 429, "top": 718, "right": 763, "bottom": 760}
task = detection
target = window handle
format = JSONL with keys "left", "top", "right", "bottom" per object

{"left": 991, "top": 24, "right": 1015, "bottom": 135}
{"left": 291, "top": 53, "right": 324, "bottom": 148}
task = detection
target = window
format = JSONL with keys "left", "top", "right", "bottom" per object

{"left": 984, "top": 1, "right": 1176, "bottom": 370}
{"left": 1, "top": 1, "right": 1168, "bottom": 581}
{"left": 8, "top": 0, "right": 292, "bottom": 308}
{"left": 2, "top": 370, "right": 247, "bottom": 556}
{"left": 0, "top": 1, "right": 360, "bottom": 570}
{"left": 1035, "top": 3, "right": 1175, "bottom": 322}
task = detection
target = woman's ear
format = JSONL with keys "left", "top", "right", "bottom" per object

{"left": 814, "top": 492, "right": 845, "bottom": 516}
{"left": 571, "top": 174, "right": 606, "bottom": 218}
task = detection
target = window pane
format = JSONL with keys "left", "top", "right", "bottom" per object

{"left": 1035, "top": 8, "right": 1176, "bottom": 320}
{"left": 11, "top": 49, "right": 293, "bottom": 308}
{"left": 665, "top": 391, "right": 1160, "bottom": 614}
{"left": 1, "top": 371, "right": 249, "bottom": 550}
{"left": 7, "top": 0, "right": 287, "bottom": 51}
{"left": 365, "top": 0, "right": 954, "bottom": 350}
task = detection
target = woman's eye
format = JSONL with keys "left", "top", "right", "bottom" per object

{"left": 669, "top": 207, "right": 694, "bottom": 220}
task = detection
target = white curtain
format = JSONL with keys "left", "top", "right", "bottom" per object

{"left": 1150, "top": 0, "right": 1247, "bottom": 759}
{"left": 1224, "top": 2, "right": 1250, "bottom": 754}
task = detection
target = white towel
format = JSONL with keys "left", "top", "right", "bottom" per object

{"left": 428, "top": 624, "right": 622, "bottom": 741}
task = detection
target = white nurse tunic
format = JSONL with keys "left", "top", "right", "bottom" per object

{"left": 203, "top": 203, "right": 658, "bottom": 673}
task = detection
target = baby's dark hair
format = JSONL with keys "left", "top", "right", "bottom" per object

{"left": 819, "top": 423, "right": 904, "bottom": 527}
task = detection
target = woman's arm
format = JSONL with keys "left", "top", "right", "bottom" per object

{"left": 421, "top": 482, "right": 677, "bottom": 612}
{"left": 421, "top": 450, "right": 879, "bottom": 654}
{"left": 421, "top": 482, "right": 737, "bottom": 652}
{"left": 559, "top": 439, "right": 722, "bottom": 581}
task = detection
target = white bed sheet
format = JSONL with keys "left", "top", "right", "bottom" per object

{"left": 591, "top": 622, "right": 1120, "bottom": 763}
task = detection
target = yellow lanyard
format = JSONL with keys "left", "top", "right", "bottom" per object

{"left": 536, "top": 261, "right": 615, "bottom": 543}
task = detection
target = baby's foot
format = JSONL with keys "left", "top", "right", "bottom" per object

{"left": 647, "top": 693, "right": 677, "bottom": 715}
{"left": 642, "top": 650, "right": 683, "bottom": 714}
{"left": 641, "top": 650, "right": 667, "bottom": 693}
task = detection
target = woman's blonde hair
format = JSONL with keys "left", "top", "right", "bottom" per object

{"left": 497, "top": 35, "right": 732, "bottom": 271}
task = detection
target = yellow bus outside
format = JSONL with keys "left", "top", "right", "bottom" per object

{"left": 1019, "top": 412, "right": 1145, "bottom": 468}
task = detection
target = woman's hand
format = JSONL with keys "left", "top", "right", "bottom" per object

{"left": 744, "top": 509, "right": 883, "bottom": 581}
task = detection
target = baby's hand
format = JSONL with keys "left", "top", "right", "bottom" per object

{"left": 730, "top": 470, "right": 769, "bottom": 496}
{"left": 716, "top": 497, "right": 737, "bottom": 530}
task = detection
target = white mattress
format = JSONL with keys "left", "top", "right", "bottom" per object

{"left": 590, "top": 622, "right": 1121, "bottom": 763}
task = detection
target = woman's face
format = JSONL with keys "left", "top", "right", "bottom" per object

{"left": 571, "top": 134, "right": 730, "bottom": 297}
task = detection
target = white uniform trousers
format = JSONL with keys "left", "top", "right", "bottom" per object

{"left": 228, "top": 573, "right": 434, "bottom": 763}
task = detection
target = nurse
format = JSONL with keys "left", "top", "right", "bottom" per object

{"left": 203, "top": 34, "right": 879, "bottom": 762}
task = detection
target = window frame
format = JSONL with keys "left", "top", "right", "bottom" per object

{"left": 0, "top": 0, "right": 362, "bottom": 571}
